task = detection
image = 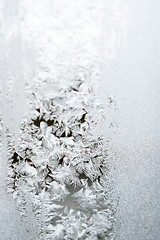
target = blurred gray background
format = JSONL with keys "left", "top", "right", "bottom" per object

{"left": 100, "top": 0, "right": 160, "bottom": 239}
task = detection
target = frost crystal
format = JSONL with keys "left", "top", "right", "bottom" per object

{"left": 7, "top": 74, "right": 116, "bottom": 239}
{"left": 3, "top": 0, "right": 117, "bottom": 239}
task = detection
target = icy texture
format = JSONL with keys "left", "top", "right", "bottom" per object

{"left": 0, "top": 1, "right": 38, "bottom": 238}
{"left": 7, "top": 78, "right": 116, "bottom": 239}
{"left": 1, "top": 0, "right": 117, "bottom": 239}
{"left": 0, "top": 0, "right": 30, "bottom": 139}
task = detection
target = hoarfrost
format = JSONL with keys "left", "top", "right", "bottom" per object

{"left": 1, "top": 0, "right": 118, "bottom": 239}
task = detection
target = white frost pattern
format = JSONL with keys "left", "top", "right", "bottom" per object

{"left": 1, "top": 0, "right": 117, "bottom": 239}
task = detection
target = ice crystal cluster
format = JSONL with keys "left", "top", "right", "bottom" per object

{"left": 7, "top": 73, "right": 116, "bottom": 240}
{"left": 1, "top": 0, "right": 117, "bottom": 239}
